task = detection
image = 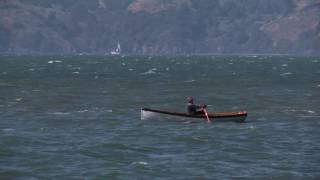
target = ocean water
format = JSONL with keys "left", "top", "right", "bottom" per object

{"left": 0, "top": 55, "right": 319, "bottom": 179}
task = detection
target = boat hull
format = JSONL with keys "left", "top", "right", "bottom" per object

{"left": 141, "top": 108, "right": 247, "bottom": 122}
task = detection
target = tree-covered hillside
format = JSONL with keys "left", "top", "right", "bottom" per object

{"left": 0, "top": 0, "right": 319, "bottom": 55}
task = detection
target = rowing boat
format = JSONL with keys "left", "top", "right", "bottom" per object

{"left": 141, "top": 108, "right": 247, "bottom": 122}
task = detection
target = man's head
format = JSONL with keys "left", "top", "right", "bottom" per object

{"left": 187, "top": 96, "right": 194, "bottom": 103}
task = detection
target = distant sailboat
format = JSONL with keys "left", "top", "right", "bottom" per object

{"left": 110, "top": 41, "right": 121, "bottom": 55}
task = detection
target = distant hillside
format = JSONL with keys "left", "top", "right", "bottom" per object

{"left": 0, "top": 0, "right": 319, "bottom": 55}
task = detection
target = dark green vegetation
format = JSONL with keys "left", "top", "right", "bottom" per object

{"left": 0, "top": 0, "right": 319, "bottom": 55}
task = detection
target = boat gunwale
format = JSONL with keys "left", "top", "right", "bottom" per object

{"left": 141, "top": 108, "right": 247, "bottom": 119}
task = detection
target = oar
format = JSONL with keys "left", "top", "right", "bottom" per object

{"left": 203, "top": 108, "right": 211, "bottom": 123}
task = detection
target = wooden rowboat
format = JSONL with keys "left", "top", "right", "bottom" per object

{"left": 141, "top": 108, "right": 247, "bottom": 122}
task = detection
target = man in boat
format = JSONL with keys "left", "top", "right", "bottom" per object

{"left": 186, "top": 97, "right": 207, "bottom": 115}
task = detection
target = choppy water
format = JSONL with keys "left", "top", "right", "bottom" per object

{"left": 0, "top": 55, "right": 319, "bottom": 179}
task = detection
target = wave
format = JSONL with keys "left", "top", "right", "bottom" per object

{"left": 48, "top": 60, "right": 63, "bottom": 64}
{"left": 184, "top": 80, "right": 196, "bottom": 83}
{"left": 140, "top": 68, "right": 157, "bottom": 75}
{"left": 280, "top": 72, "right": 292, "bottom": 76}
{"left": 2, "top": 128, "right": 15, "bottom": 132}
{"left": 131, "top": 161, "right": 148, "bottom": 165}
{"left": 49, "top": 112, "right": 71, "bottom": 116}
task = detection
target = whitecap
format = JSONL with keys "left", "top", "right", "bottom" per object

{"left": 15, "top": 98, "right": 23, "bottom": 101}
{"left": 306, "top": 110, "right": 315, "bottom": 114}
{"left": 121, "top": 63, "right": 126, "bottom": 66}
{"left": 132, "top": 161, "right": 148, "bottom": 165}
{"left": 48, "top": 61, "right": 54, "bottom": 64}
{"left": 55, "top": 60, "right": 62, "bottom": 63}
{"left": 128, "top": 68, "right": 134, "bottom": 71}
{"left": 281, "top": 64, "right": 288, "bottom": 67}
{"left": 140, "top": 69, "right": 156, "bottom": 75}
{"left": 280, "top": 72, "right": 292, "bottom": 76}
{"left": 77, "top": 110, "right": 89, "bottom": 113}
{"left": 51, "top": 112, "right": 70, "bottom": 116}
{"left": 165, "top": 67, "right": 170, "bottom": 71}
{"left": 29, "top": 68, "right": 35, "bottom": 71}
{"left": 73, "top": 72, "right": 80, "bottom": 74}
{"left": 107, "top": 110, "right": 113, "bottom": 113}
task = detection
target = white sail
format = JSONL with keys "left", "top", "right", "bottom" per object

{"left": 116, "top": 41, "right": 121, "bottom": 52}
{"left": 110, "top": 41, "right": 121, "bottom": 55}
